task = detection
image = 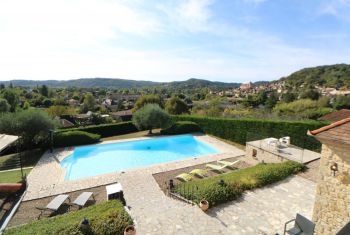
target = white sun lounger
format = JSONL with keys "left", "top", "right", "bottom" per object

{"left": 36, "top": 194, "right": 70, "bottom": 219}
{"left": 217, "top": 160, "right": 240, "bottom": 168}
{"left": 206, "top": 163, "right": 226, "bottom": 173}
{"left": 72, "top": 192, "right": 95, "bottom": 208}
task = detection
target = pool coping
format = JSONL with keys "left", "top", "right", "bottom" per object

{"left": 24, "top": 134, "right": 245, "bottom": 201}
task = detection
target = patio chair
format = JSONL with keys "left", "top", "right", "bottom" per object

{"left": 217, "top": 160, "right": 240, "bottom": 168}
{"left": 36, "top": 194, "right": 70, "bottom": 219}
{"left": 189, "top": 169, "right": 208, "bottom": 178}
{"left": 175, "top": 173, "right": 193, "bottom": 182}
{"left": 71, "top": 192, "right": 95, "bottom": 209}
{"left": 206, "top": 163, "right": 226, "bottom": 173}
{"left": 284, "top": 213, "right": 315, "bottom": 235}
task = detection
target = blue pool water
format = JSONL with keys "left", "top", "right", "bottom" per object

{"left": 61, "top": 135, "right": 218, "bottom": 181}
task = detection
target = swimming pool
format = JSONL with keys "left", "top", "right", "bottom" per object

{"left": 60, "top": 135, "right": 219, "bottom": 181}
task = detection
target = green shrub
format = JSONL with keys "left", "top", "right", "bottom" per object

{"left": 161, "top": 121, "right": 202, "bottom": 135}
{"left": 4, "top": 200, "right": 133, "bottom": 235}
{"left": 58, "top": 121, "right": 138, "bottom": 138}
{"left": 172, "top": 115, "right": 328, "bottom": 152}
{"left": 174, "top": 161, "right": 305, "bottom": 207}
{"left": 54, "top": 131, "right": 100, "bottom": 148}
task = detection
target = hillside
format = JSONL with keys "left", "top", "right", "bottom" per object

{"left": 280, "top": 64, "right": 350, "bottom": 88}
{"left": 1, "top": 78, "right": 240, "bottom": 89}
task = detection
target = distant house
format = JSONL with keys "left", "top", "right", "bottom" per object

{"left": 319, "top": 109, "right": 350, "bottom": 122}
{"left": 111, "top": 109, "right": 133, "bottom": 121}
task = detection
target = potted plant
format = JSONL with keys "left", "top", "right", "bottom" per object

{"left": 199, "top": 199, "right": 209, "bottom": 211}
{"left": 124, "top": 225, "right": 136, "bottom": 235}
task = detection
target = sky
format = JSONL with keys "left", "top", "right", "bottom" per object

{"left": 1, "top": 0, "right": 350, "bottom": 83}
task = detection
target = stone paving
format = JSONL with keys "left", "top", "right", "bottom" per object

{"left": 21, "top": 134, "right": 316, "bottom": 234}
{"left": 24, "top": 134, "right": 245, "bottom": 201}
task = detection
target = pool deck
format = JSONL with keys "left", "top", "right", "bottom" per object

{"left": 23, "top": 134, "right": 245, "bottom": 201}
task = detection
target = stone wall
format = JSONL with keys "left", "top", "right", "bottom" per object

{"left": 246, "top": 144, "right": 288, "bottom": 163}
{"left": 312, "top": 144, "right": 350, "bottom": 234}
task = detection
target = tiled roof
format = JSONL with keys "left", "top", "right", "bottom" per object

{"left": 319, "top": 109, "right": 350, "bottom": 122}
{"left": 309, "top": 117, "right": 350, "bottom": 145}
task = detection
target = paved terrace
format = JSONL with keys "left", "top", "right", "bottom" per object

{"left": 20, "top": 134, "right": 316, "bottom": 234}
{"left": 247, "top": 139, "right": 321, "bottom": 163}
{"left": 24, "top": 134, "right": 245, "bottom": 201}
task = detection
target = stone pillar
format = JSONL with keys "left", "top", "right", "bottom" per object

{"left": 312, "top": 144, "right": 350, "bottom": 234}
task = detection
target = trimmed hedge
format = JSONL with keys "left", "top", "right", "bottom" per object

{"left": 172, "top": 115, "right": 328, "bottom": 151}
{"left": 4, "top": 200, "right": 133, "bottom": 235}
{"left": 174, "top": 161, "right": 305, "bottom": 207}
{"left": 160, "top": 121, "right": 202, "bottom": 135}
{"left": 58, "top": 121, "right": 138, "bottom": 138}
{"left": 54, "top": 131, "right": 100, "bottom": 148}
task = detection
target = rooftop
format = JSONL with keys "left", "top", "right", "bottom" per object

{"left": 319, "top": 109, "right": 350, "bottom": 122}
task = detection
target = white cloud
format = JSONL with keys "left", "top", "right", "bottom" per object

{"left": 318, "top": 0, "right": 350, "bottom": 20}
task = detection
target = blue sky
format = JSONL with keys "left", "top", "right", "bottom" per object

{"left": 0, "top": 0, "right": 350, "bottom": 82}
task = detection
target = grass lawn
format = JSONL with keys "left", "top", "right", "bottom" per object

{"left": 102, "top": 129, "right": 161, "bottom": 141}
{"left": 4, "top": 200, "right": 133, "bottom": 235}
{"left": 0, "top": 149, "right": 45, "bottom": 169}
{"left": 0, "top": 168, "right": 32, "bottom": 183}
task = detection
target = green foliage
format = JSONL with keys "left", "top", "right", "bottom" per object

{"left": 281, "top": 64, "right": 350, "bottom": 89}
{"left": 133, "top": 94, "right": 163, "bottom": 111}
{"left": 2, "top": 89, "right": 19, "bottom": 112}
{"left": 4, "top": 200, "right": 133, "bottom": 235}
{"left": 265, "top": 92, "right": 278, "bottom": 109}
{"left": 165, "top": 96, "right": 189, "bottom": 115}
{"left": 54, "top": 131, "right": 100, "bottom": 148}
{"left": 172, "top": 115, "right": 327, "bottom": 151}
{"left": 132, "top": 104, "right": 172, "bottom": 134}
{"left": 42, "top": 98, "right": 53, "bottom": 107}
{"left": 300, "top": 89, "right": 320, "bottom": 100}
{"left": 161, "top": 121, "right": 202, "bottom": 135}
{"left": 0, "top": 109, "right": 57, "bottom": 148}
{"left": 46, "top": 105, "right": 77, "bottom": 117}
{"left": 333, "top": 95, "right": 350, "bottom": 110}
{"left": 59, "top": 121, "right": 138, "bottom": 138}
{"left": 281, "top": 92, "right": 297, "bottom": 103}
{"left": 40, "top": 85, "right": 49, "bottom": 97}
{"left": 174, "top": 161, "right": 304, "bottom": 207}
{"left": 81, "top": 93, "right": 96, "bottom": 113}
{"left": 0, "top": 98, "right": 10, "bottom": 112}
{"left": 273, "top": 99, "right": 333, "bottom": 119}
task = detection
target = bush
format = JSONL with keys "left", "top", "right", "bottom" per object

{"left": 174, "top": 161, "right": 304, "bottom": 207}
{"left": 54, "top": 131, "right": 100, "bottom": 148}
{"left": 4, "top": 200, "right": 133, "bottom": 235}
{"left": 58, "top": 121, "right": 138, "bottom": 138}
{"left": 161, "top": 121, "right": 202, "bottom": 135}
{"left": 165, "top": 97, "right": 189, "bottom": 115}
{"left": 172, "top": 115, "right": 327, "bottom": 152}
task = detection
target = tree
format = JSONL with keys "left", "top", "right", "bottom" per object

{"left": 300, "top": 89, "right": 320, "bottom": 100}
{"left": 0, "top": 84, "right": 5, "bottom": 89}
{"left": 165, "top": 97, "right": 189, "bottom": 115}
{"left": 133, "top": 95, "right": 163, "bottom": 111}
{"left": 281, "top": 92, "right": 296, "bottom": 103}
{"left": 333, "top": 95, "right": 350, "bottom": 110}
{"left": 46, "top": 105, "right": 76, "bottom": 117}
{"left": 0, "top": 109, "right": 57, "bottom": 148}
{"left": 40, "top": 85, "right": 49, "bottom": 97}
{"left": 0, "top": 98, "right": 10, "bottom": 112}
{"left": 43, "top": 98, "right": 53, "bottom": 107}
{"left": 265, "top": 92, "right": 278, "bottom": 110}
{"left": 81, "top": 93, "right": 96, "bottom": 113}
{"left": 2, "top": 89, "right": 19, "bottom": 112}
{"left": 132, "top": 104, "right": 172, "bottom": 134}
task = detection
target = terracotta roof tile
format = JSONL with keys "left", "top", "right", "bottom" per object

{"left": 319, "top": 109, "right": 350, "bottom": 122}
{"left": 309, "top": 119, "right": 350, "bottom": 146}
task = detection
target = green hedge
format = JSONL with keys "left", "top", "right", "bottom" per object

{"left": 174, "top": 161, "right": 305, "bottom": 207}
{"left": 58, "top": 121, "right": 138, "bottom": 138}
{"left": 172, "top": 115, "right": 328, "bottom": 151}
{"left": 54, "top": 131, "right": 100, "bottom": 148}
{"left": 4, "top": 200, "right": 133, "bottom": 235}
{"left": 160, "top": 121, "right": 202, "bottom": 135}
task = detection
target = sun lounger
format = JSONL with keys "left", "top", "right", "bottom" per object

{"left": 72, "top": 192, "right": 95, "bottom": 208}
{"left": 175, "top": 173, "right": 193, "bottom": 182}
{"left": 206, "top": 163, "right": 226, "bottom": 173}
{"left": 189, "top": 169, "right": 208, "bottom": 178}
{"left": 217, "top": 160, "right": 240, "bottom": 168}
{"left": 36, "top": 194, "right": 70, "bottom": 219}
